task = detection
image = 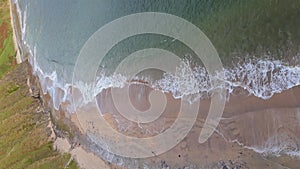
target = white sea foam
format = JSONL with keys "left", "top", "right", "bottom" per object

{"left": 225, "top": 59, "right": 300, "bottom": 99}
{"left": 244, "top": 145, "right": 300, "bottom": 158}
{"left": 231, "top": 138, "right": 300, "bottom": 158}
{"left": 66, "top": 59, "right": 267, "bottom": 106}
{"left": 154, "top": 58, "right": 300, "bottom": 100}
{"left": 21, "top": 5, "right": 27, "bottom": 40}
{"left": 29, "top": 53, "right": 300, "bottom": 110}
{"left": 25, "top": 44, "right": 72, "bottom": 110}
{"left": 14, "top": 0, "right": 27, "bottom": 40}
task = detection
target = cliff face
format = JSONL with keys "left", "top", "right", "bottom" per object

{"left": 0, "top": 61, "right": 78, "bottom": 168}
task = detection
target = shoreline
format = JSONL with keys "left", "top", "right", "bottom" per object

{"left": 20, "top": 51, "right": 300, "bottom": 168}
{"left": 69, "top": 83, "right": 300, "bottom": 168}
{"left": 8, "top": 0, "right": 114, "bottom": 168}
{"left": 9, "top": 0, "right": 22, "bottom": 64}
{"left": 52, "top": 80, "right": 300, "bottom": 168}
{"left": 8, "top": 0, "right": 300, "bottom": 168}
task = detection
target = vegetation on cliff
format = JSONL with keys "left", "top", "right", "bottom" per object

{"left": 0, "top": 0, "right": 14, "bottom": 78}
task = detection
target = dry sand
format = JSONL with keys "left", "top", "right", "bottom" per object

{"left": 9, "top": 0, "right": 22, "bottom": 64}
{"left": 54, "top": 137, "right": 110, "bottom": 169}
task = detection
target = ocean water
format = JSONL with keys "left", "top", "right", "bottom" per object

{"left": 13, "top": 0, "right": 300, "bottom": 167}
{"left": 16, "top": 0, "right": 300, "bottom": 100}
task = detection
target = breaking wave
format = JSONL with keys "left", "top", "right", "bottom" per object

{"left": 30, "top": 49, "right": 300, "bottom": 111}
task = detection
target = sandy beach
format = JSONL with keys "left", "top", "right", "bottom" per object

{"left": 8, "top": 0, "right": 22, "bottom": 64}
{"left": 86, "top": 83, "right": 300, "bottom": 168}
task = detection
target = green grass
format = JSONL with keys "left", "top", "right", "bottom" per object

{"left": 0, "top": 0, "right": 15, "bottom": 78}
{"left": 0, "top": 68, "right": 78, "bottom": 169}
{"left": 0, "top": 33, "right": 14, "bottom": 63}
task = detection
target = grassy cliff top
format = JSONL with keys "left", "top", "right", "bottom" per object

{"left": 0, "top": 62, "right": 78, "bottom": 169}
{"left": 0, "top": 0, "right": 15, "bottom": 78}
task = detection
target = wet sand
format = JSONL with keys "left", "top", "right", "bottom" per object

{"left": 85, "top": 83, "right": 300, "bottom": 168}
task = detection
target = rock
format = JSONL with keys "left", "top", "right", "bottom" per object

{"left": 30, "top": 86, "right": 40, "bottom": 98}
